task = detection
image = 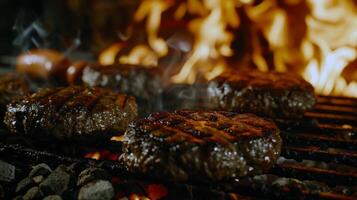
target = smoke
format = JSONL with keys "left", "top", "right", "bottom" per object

{"left": 12, "top": 9, "right": 82, "bottom": 56}
{"left": 12, "top": 10, "right": 47, "bottom": 52}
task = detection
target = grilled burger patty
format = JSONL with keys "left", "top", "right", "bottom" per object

{"left": 120, "top": 110, "right": 282, "bottom": 182}
{"left": 0, "top": 73, "right": 29, "bottom": 124}
{"left": 82, "top": 64, "right": 163, "bottom": 100}
{"left": 207, "top": 69, "right": 316, "bottom": 119}
{"left": 4, "top": 86, "right": 137, "bottom": 142}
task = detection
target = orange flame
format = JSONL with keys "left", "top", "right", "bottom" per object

{"left": 171, "top": 0, "right": 243, "bottom": 84}
{"left": 84, "top": 152, "right": 101, "bottom": 160}
{"left": 98, "top": 43, "right": 123, "bottom": 65}
{"left": 134, "top": 0, "right": 171, "bottom": 57}
{"left": 99, "top": 0, "right": 357, "bottom": 97}
{"left": 302, "top": 0, "right": 357, "bottom": 97}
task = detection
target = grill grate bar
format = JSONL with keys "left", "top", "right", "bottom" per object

{"left": 315, "top": 123, "right": 356, "bottom": 133}
{"left": 228, "top": 177, "right": 356, "bottom": 200}
{"left": 304, "top": 112, "right": 357, "bottom": 125}
{"left": 281, "top": 132, "right": 356, "bottom": 151}
{"left": 317, "top": 96, "right": 357, "bottom": 107}
{"left": 312, "top": 104, "right": 357, "bottom": 116}
{"left": 271, "top": 163, "right": 357, "bottom": 186}
{"left": 282, "top": 145, "right": 357, "bottom": 166}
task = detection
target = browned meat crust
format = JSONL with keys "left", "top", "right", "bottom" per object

{"left": 81, "top": 64, "right": 163, "bottom": 100}
{"left": 120, "top": 110, "right": 282, "bottom": 182}
{"left": 4, "top": 86, "right": 137, "bottom": 143}
{"left": 0, "top": 73, "right": 29, "bottom": 124}
{"left": 207, "top": 69, "right": 316, "bottom": 119}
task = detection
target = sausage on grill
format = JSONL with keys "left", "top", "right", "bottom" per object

{"left": 120, "top": 110, "right": 282, "bottom": 182}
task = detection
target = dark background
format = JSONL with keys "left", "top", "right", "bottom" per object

{"left": 0, "top": 0, "right": 137, "bottom": 60}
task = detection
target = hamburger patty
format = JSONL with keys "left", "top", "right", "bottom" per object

{"left": 207, "top": 69, "right": 316, "bottom": 119}
{"left": 120, "top": 110, "right": 282, "bottom": 182}
{"left": 82, "top": 64, "right": 163, "bottom": 100}
{"left": 0, "top": 73, "right": 29, "bottom": 124}
{"left": 4, "top": 86, "right": 137, "bottom": 142}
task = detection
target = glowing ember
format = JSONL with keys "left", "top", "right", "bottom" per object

{"left": 146, "top": 184, "right": 168, "bottom": 200}
{"left": 84, "top": 152, "right": 101, "bottom": 160}
{"left": 84, "top": 150, "right": 119, "bottom": 161}
{"left": 129, "top": 194, "right": 150, "bottom": 200}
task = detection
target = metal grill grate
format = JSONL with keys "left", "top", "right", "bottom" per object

{"left": 0, "top": 96, "right": 356, "bottom": 199}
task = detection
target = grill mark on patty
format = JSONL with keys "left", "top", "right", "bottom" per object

{"left": 168, "top": 114, "right": 235, "bottom": 144}
{"left": 154, "top": 124, "right": 205, "bottom": 144}
{"left": 28, "top": 88, "right": 62, "bottom": 104}
{"left": 50, "top": 87, "right": 87, "bottom": 128}
{"left": 115, "top": 93, "right": 127, "bottom": 109}
{"left": 120, "top": 110, "right": 282, "bottom": 182}
{"left": 144, "top": 112, "right": 246, "bottom": 145}
{"left": 38, "top": 87, "right": 83, "bottom": 106}
{"left": 175, "top": 111, "right": 266, "bottom": 139}
{"left": 56, "top": 88, "right": 108, "bottom": 136}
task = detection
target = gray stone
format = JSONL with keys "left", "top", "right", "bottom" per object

{"left": 77, "top": 167, "right": 111, "bottom": 187}
{"left": 39, "top": 165, "right": 74, "bottom": 196}
{"left": 0, "top": 184, "right": 4, "bottom": 199}
{"left": 29, "top": 164, "right": 52, "bottom": 178}
{"left": 33, "top": 175, "right": 45, "bottom": 184}
{"left": 23, "top": 186, "right": 43, "bottom": 200}
{"left": 12, "top": 195, "right": 23, "bottom": 200}
{"left": 0, "top": 160, "right": 15, "bottom": 182}
{"left": 78, "top": 180, "right": 114, "bottom": 200}
{"left": 16, "top": 177, "right": 34, "bottom": 194}
{"left": 42, "top": 195, "right": 63, "bottom": 200}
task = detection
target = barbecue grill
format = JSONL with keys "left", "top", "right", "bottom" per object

{"left": 1, "top": 95, "right": 356, "bottom": 200}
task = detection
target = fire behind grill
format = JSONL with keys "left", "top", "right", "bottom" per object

{"left": 0, "top": 95, "right": 356, "bottom": 199}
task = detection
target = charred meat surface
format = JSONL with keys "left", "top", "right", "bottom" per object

{"left": 208, "top": 69, "right": 316, "bottom": 119}
{"left": 82, "top": 64, "right": 163, "bottom": 100}
{"left": 120, "top": 110, "right": 282, "bottom": 182}
{"left": 4, "top": 86, "right": 137, "bottom": 143}
{"left": 0, "top": 73, "right": 29, "bottom": 124}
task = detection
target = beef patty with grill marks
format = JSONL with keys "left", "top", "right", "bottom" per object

{"left": 0, "top": 73, "right": 29, "bottom": 125}
{"left": 4, "top": 86, "right": 137, "bottom": 142}
{"left": 208, "top": 69, "right": 316, "bottom": 119}
{"left": 120, "top": 110, "right": 282, "bottom": 182}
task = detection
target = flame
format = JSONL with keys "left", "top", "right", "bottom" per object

{"left": 303, "top": 45, "right": 357, "bottom": 97}
{"left": 98, "top": 43, "right": 123, "bottom": 65}
{"left": 134, "top": 0, "right": 171, "bottom": 57}
{"left": 110, "top": 135, "right": 124, "bottom": 142}
{"left": 119, "top": 45, "right": 158, "bottom": 67}
{"left": 100, "top": 0, "right": 357, "bottom": 97}
{"left": 171, "top": 0, "right": 242, "bottom": 84}
{"left": 84, "top": 150, "right": 119, "bottom": 161}
{"left": 98, "top": 0, "right": 170, "bottom": 67}
{"left": 85, "top": 152, "right": 101, "bottom": 160}
{"left": 245, "top": 0, "right": 357, "bottom": 97}
{"left": 146, "top": 184, "right": 168, "bottom": 200}
{"left": 302, "top": 0, "right": 357, "bottom": 97}
{"left": 129, "top": 194, "right": 150, "bottom": 200}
